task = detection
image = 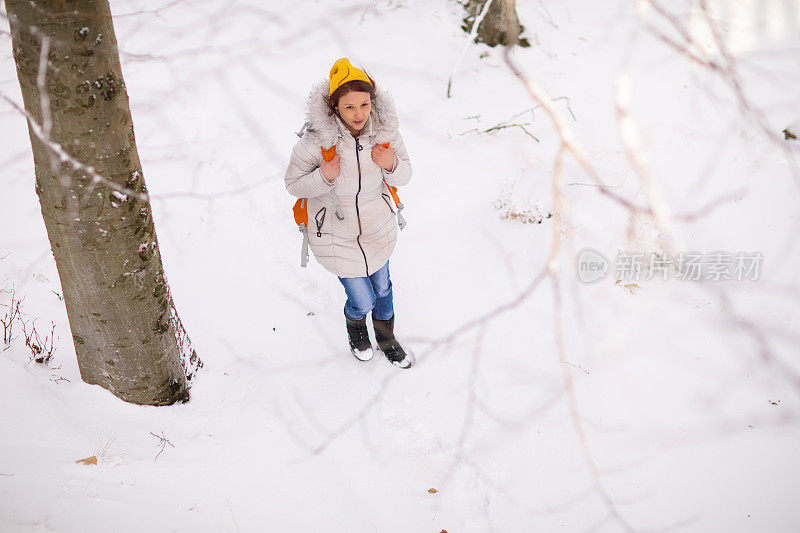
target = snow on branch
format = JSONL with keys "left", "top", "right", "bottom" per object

{"left": 640, "top": 0, "right": 800, "bottom": 194}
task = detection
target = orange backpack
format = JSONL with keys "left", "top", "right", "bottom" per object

{"left": 293, "top": 143, "right": 406, "bottom": 267}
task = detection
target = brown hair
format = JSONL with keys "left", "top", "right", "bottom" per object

{"left": 325, "top": 76, "right": 377, "bottom": 117}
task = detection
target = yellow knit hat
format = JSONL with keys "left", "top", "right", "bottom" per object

{"left": 329, "top": 58, "right": 372, "bottom": 96}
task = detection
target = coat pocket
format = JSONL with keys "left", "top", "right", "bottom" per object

{"left": 308, "top": 204, "right": 334, "bottom": 263}
{"left": 313, "top": 206, "right": 327, "bottom": 237}
{"left": 381, "top": 193, "right": 395, "bottom": 214}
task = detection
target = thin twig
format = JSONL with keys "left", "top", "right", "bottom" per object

{"left": 447, "top": 0, "right": 496, "bottom": 98}
{"left": 150, "top": 431, "right": 175, "bottom": 460}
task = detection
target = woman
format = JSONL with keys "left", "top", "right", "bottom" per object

{"left": 284, "top": 58, "right": 413, "bottom": 368}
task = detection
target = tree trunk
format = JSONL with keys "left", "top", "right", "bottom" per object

{"left": 5, "top": 0, "right": 201, "bottom": 405}
{"left": 463, "top": 0, "right": 527, "bottom": 47}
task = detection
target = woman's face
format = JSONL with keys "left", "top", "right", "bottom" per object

{"left": 336, "top": 91, "right": 371, "bottom": 134}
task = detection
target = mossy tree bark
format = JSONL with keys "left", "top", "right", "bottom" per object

{"left": 463, "top": 0, "right": 527, "bottom": 47}
{"left": 5, "top": 0, "right": 201, "bottom": 405}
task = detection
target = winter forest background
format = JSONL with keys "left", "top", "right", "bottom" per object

{"left": 2, "top": 0, "right": 800, "bottom": 531}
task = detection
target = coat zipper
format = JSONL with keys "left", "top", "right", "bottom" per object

{"left": 354, "top": 137, "right": 369, "bottom": 276}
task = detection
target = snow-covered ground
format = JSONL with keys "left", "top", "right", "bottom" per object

{"left": 2, "top": 0, "right": 800, "bottom": 531}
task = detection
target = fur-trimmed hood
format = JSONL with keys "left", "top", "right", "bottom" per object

{"left": 301, "top": 79, "right": 399, "bottom": 147}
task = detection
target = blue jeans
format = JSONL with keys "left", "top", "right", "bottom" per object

{"left": 338, "top": 261, "right": 394, "bottom": 321}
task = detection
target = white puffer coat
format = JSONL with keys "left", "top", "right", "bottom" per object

{"left": 284, "top": 80, "right": 412, "bottom": 278}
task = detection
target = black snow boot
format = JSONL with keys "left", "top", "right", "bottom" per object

{"left": 346, "top": 314, "right": 374, "bottom": 361}
{"left": 372, "top": 314, "right": 413, "bottom": 369}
